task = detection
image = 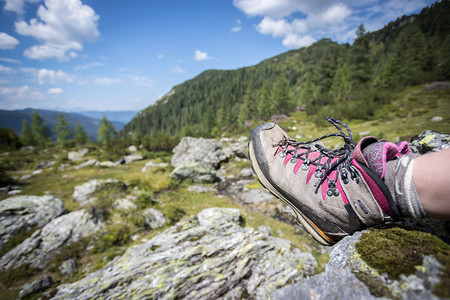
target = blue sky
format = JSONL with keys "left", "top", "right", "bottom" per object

{"left": 0, "top": 0, "right": 437, "bottom": 112}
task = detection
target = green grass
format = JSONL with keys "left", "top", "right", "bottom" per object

{"left": 0, "top": 83, "right": 448, "bottom": 298}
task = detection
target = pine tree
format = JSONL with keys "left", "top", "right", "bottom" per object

{"left": 74, "top": 122, "right": 88, "bottom": 145}
{"left": 271, "top": 74, "right": 292, "bottom": 114}
{"left": 257, "top": 81, "right": 272, "bottom": 120}
{"left": 20, "top": 119, "right": 35, "bottom": 146}
{"left": 55, "top": 113, "right": 73, "bottom": 148}
{"left": 238, "top": 85, "right": 255, "bottom": 127}
{"left": 31, "top": 111, "right": 50, "bottom": 148}
{"left": 98, "top": 116, "right": 116, "bottom": 150}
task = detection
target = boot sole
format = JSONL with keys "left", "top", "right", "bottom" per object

{"left": 249, "top": 140, "right": 335, "bottom": 246}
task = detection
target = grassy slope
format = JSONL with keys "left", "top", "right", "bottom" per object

{"left": 0, "top": 84, "right": 448, "bottom": 298}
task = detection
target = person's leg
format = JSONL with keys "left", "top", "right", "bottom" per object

{"left": 413, "top": 149, "right": 450, "bottom": 219}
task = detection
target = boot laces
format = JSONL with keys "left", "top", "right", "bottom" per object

{"left": 273, "top": 117, "right": 359, "bottom": 195}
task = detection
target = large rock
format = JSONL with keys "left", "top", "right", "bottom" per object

{"left": 170, "top": 161, "right": 219, "bottom": 183}
{"left": 142, "top": 208, "right": 166, "bottom": 229}
{"left": 52, "top": 208, "right": 316, "bottom": 300}
{"left": 0, "top": 209, "right": 104, "bottom": 271}
{"left": 273, "top": 229, "right": 447, "bottom": 300}
{"left": 410, "top": 130, "right": 450, "bottom": 154}
{"left": 0, "top": 195, "right": 65, "bottom": 249}
{"left": 171, "top": 137, "right": 230, "bottom": 169}
{"left": 19, "top": 276, "right": 53, "bottom": 299}
{"left": 68, "top": 148, "right": 89, "bottom": 161}
{"left": 72, "top": 179, "right": 128, "bottom": 204}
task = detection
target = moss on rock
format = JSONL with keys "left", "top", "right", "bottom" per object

{"left": 356, "top": 227, "right": 450, "bottom": 298}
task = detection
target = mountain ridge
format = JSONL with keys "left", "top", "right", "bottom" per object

{"left": 124, "top": 0, "right": 449, "bottom": 139}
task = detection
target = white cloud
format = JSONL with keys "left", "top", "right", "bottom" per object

{"left": 282, "top": 34, "right": 316, "bottom": 48}
{"left": 158, "top": 54, "right": 164, "bottom": 59}
{"left": 235, "top": 0, "right": 431, "bottom": 48}
{"left": 308, "top": 3, "right": 352, "bottom": 28}
{"left": 231, "top": 19, "right": 242, "bottom": 32}
{"left": 172, "top": 64, "right": 186, "bottom": 73}
{"left": 0, "top": 57, "right": 21, "bottom": 64}
{"left": 245, "top": 1, "right": 353, "bottom": 49}
{"left": 129, "top": 75, "right": 154, "bottom": 87}
{"left": 3, "top": 0, "right": 41, "bottom": 16}
{"left": 233, "top": 0, "right": 304, "bottom": 18}
{"left": 37, "top": 68, "right": 74, "bottom": 84}
{"left": 256, "top": 17, "right": 291, "bottom": 38}
{"left": 75, "top": 61, "right": 105, "bottom": 71}
{"left": 0, "top": 64, "right": 16, "bottom": 74}
{"left": 15, "top": 0, "right": 100, "bottom": 61}
{"left": 47, "top": 87, "right": 63, "bottom": 94}
{"left": 194, "top": 50, "right": 213, "bottom": 61}
{"left": 94, "top": 77, "right": 121, "bottom": 85}
{"left": 0, "top": 33, "right": 20, "bottom": 50}
{"left": 0, "top": 85, "right": 45, "bottom": 101}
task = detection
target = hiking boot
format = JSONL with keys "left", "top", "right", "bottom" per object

{"left": 248, "top": 117, "right": 399, "bottom": 245}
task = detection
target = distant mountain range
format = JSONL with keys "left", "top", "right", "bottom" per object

{"left": 0, "top": 108, "right": 135, "bottom": 141}
{"left": 71, "top": 110, "right": 138, "bottom": 124}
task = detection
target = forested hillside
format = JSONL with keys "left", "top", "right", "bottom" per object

{"left": 124, "top": 0, "right": 450, "bottom": 139}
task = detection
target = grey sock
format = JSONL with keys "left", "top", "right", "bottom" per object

{"left": 385, "top": 154, "right": 426, "bottom": 219}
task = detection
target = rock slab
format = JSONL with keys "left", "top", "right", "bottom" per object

{"left": 0, "top": 209, "right": 104, "bottom": 271}
{"left": 0, "top": 195, "right": 65, "bottom": 249}
{"left": 52, "top": 208, "right": 316, "bottom": 300}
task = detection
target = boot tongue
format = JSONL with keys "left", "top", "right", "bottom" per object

{"left": 362, "top": 141, "right": 399, "bottom": 178}
{"left": 353, "top": 136, "right": 412, "bottom": 179}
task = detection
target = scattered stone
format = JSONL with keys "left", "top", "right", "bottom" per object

{"left": 72, "top": 179, "right": 128, "bottom": 204}
{"left": 430, "top": 116, "right": 443, "bottom": 122}
{"left": 187, "top": 184, "right": 215, "bottom": 193}
{"left": 59, "top": 258, "right": 77, "bottom": 277}
{"left": 258, "top": 225, "right": 273, "bottom": 236}
{"left": 98, "top": 161, "right": 116, "bottom": 168}
{"left": 171, "top": 137, "right": 229, "bottom": 169}
{"left": 52, "top": 208, "right": 316, "bottom": 300}
{"left": 19, "top": 146, "right": 36, "bottom": 152}
{"left": 19, "top": 173, "right": 34, "bottom": 181}
{"left": 68, "top": 148, "right": 89, "bottom": 161}
{"left": 240, "top": 168, "right": 254, "bottom": 177}
{"left": 0, "top": 195, "right": 65, "bottom": 249}
{"left": 19, "top": 276, "right": 53, "bottom": 299}
{"left": 410, "top": 130, "right": 450, "bottom": 154}
{"left": 271, "top": 114, "right": 288, "bottom": 124}
{"left": 423, "top": 81, "right": 450, "bottom": 91}
{"left": 359, "top": 131, "right": 371, "bottom": 136}
{"left": 170, "top": 162, "right": 219, "bottom": 183}
{"left": 128, "top": 145, "right": 138, "bottom": 152}
{"left": 36, "top": 160, "right": 56, "bottom": 169}
{"left": 74, "top": 159, "right": 98, "bottom": 170}
{"left": 7, "top": 189, "right": 22, "bottom": 195}
{"left": 32, "top": 169, "right": 43, "bottom": 175}
{"left": 0, "top": 209, "right": 104, "bottom": 271}
{"left": 242, "top": 188, "right": 273, "bottom": 205}
{"left": 143, "top": 208, "right": 166, "bottom": 229}
{"left": 113, "top": 195, "right": 137, "bottom": 211}
{"left": 123, "top": 154, "right": 143, "bottom": 164}
{"left": 141, "top": 161, "right": 168, "bottom": 172}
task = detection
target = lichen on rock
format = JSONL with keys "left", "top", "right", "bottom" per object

{"left": 52, "top": 207, "right": 316, "bottom": 300}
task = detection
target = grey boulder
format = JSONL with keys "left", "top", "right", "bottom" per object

{"left": 52, "top": 207, "right": 316, "bottom": 300}
{"left": 72, "top": 179, "right": 127, "bottom": 204}
{"left": 0, "top": 195, "right": 65, "bottom": 249}
{"left": 0, "top": 209, "right": 104, "bottom": 271}
{"left": 171, "top": 137, "right": 229, "bottom": 168}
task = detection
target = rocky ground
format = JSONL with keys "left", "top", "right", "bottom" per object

{"left": 0, "top": 129, "right": 449, "bottom": 299}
